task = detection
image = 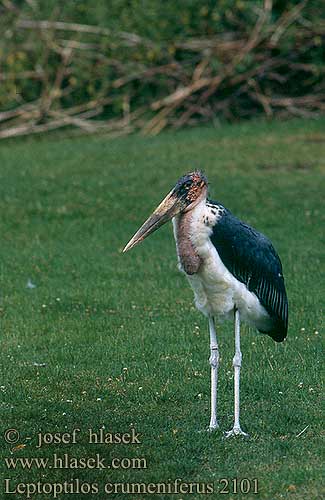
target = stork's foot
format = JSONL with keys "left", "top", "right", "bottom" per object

{"left": 207, "top": 421, "right": 219, "bottom": 432}
{"left": 224, "top": 426, "right": 249, "bottom": 438}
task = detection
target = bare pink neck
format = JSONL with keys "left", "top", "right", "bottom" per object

{"left": 175, "top": 211, "right": 202, "bottom": 275}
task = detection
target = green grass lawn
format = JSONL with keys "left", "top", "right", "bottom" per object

{"left": 0, "top": 118, "right": 324, "bottom": 499}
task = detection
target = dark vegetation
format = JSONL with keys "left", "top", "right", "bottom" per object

{"left": 0, "top": 0, "right": 324, "bottom": 138}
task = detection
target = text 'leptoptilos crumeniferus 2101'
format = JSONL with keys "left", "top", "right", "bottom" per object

{"left": 123, "top": 171, "right": 288, "bottom": 437}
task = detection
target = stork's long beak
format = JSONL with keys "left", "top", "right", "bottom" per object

{"left": 123, "top": 188, "right": 184, "bottom": 253}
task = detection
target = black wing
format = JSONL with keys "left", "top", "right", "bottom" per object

{"left": 210, "top": 204, "right": 288, "bottom": 342}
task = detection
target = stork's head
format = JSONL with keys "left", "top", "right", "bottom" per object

{"left": 123, "top": 171, "right": 208, "bottom": 252}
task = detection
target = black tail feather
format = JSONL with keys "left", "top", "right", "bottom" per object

{"left": 259, "top": 318, "right": 287, "bottom": 342}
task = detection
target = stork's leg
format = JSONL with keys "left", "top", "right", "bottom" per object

{"left": 225, "top": 308, "right": 248, "bottom": 438}
{"left": 208, "top": 315, "right": 219, "bottom": 431}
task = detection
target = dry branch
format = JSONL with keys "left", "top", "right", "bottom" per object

{"left": 0, "top": 0, "right": 324, "bottom": 140}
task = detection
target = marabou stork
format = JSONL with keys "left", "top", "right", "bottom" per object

{"left": 123, "top": 171, "right": 288, "bottom": 437}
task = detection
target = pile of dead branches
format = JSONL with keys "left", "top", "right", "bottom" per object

{"left": 0, "top": 0, "right": 324, "bottom": 139}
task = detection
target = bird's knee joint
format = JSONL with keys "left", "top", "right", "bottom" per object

{"left": 233, "top": 352, "right": 242, "bottom": 367}
{"left": 209, "top": 346, "right": 219, "bottom": 368}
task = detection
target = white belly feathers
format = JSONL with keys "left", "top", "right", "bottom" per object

{"left": 172, "top": 200, "right": 272, "bottom": 331}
